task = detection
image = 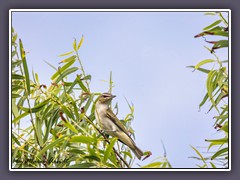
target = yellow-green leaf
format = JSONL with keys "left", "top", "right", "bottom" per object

{"left": 59, "top": 50, "right": 74, "bottom": 57}
{"left": 19, "top": 39, "right": 30, "bottom": 95}
{"left": 77, "top": 35, "right": 84, "bottom": 50}
{"left": 103, "top": 137, "right": 117, "bottom": 163}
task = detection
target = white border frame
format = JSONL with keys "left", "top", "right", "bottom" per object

{"left": 9, "top": 9, "right": 231, "bottom": 171}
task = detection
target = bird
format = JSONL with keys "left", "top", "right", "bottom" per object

{"left": 94, "top": 92, "right": 143, "bottom": 160}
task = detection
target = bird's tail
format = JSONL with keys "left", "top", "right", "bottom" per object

{"left": 130, "top": 144, "right": 144, "bottom": 160}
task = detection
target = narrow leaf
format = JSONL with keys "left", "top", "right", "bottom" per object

{"left": 19, "top": 39, "right": 30, "bottom": 95}
{"left": 12, "top": 112, "right": 29, "bottom": 123}
{"left": 36, "top": 136, "right": 67, "bottom": 158}
{"left": 54, "top": 67, "right": 78, "bottom": 84}
{"left": 70, "top": 135, "right": 97, "bottom": 144}
{"left": 77, "top": 35, "right": 84, "bottom": 50}
{"left": 51, "top": 56, "right": 76, "bottom": 80}
{"left": 194, "top": 59, "right": 215, "bottom": 70}
{"left": 103, "top": 137, "right": 118, "bottom": 163}
{"left": 203, "top": 20, "right": 222, "bottom": 31}
{"left": 211, "top": 147, "right": 228, "bottom": 160}
{"left": 59, "top": 51, "right": 74, "bottom": 57}
{"left": 20, "top": 98, "right": 50, "bottom": 113}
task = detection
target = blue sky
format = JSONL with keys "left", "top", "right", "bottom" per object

{"left": 12, "top": 11, "right": 228, "bottom": 168}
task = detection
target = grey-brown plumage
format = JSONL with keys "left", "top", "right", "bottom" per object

{"left": 95, "top": 92, "right": 143, "bottom": 160}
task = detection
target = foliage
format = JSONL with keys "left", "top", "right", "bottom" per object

{"left": 11, "top": 28, "right": 169, "bottom": 168}
{"left": 188, "top": 12, "right": 229, "bottom": 168}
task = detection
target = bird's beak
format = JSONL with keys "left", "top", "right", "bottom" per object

{"left": 111, "top": 95, "right": 116, "bottom": 98}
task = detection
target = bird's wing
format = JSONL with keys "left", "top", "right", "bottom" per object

{"left": 106, "top": 108, "right": 133, "bottom": 140}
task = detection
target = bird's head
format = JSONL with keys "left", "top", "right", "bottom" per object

{"left": 97, "top": 92, "right": 116, "bottom": 105}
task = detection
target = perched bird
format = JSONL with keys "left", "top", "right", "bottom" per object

{"left": 95, "top": 92, "right": 143, "bottom": 160}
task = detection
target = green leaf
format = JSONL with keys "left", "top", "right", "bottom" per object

{"left": 51, "top": 56, "right": 76, "bottom": 80}
{"left": 67, "top": 78, "right": 78, "bottom": 93}
{"left": 203, "top": 20, "right": 222, "bottom": 31}
{"left": 206, "top": 70, "right": 219, "bottom": 112}
{"left": 59, "top": 55, "right": 76, "bottom": 64}
{"left": 61, "top": 105, "right": 75, "bottom": 120}
{"left": 186, "top": 66, "right": 210, "bottom": 74}
{"left": 19, "top": 39, "right": 30, "bottom": 95}
{"left": 141, "top": 162, "right": 162, "bottom": 168}
{"left": 12, "top": 112, "right": 29, "bottom": 123}
{"left": 190, "top": 145, "right": 206, "bottom": 165}
{"left": 12, "top": 148, "right": 19, "bottom": 164}
{"left": 59, "top": 51, "right": 74, "bottom": 57}
{"left": 221, "top": 122, "right": 228, "bottom": 133}
{"left": 84, "top": 94, "right": 94, "bottom": 112}
{"left": 67, "top": 163, "right": 96, "bottom": 168}
{"left": 77, "top": 35, "right": 84, "bottom": 50}
{"left": 12, "top": 93, "right": 21, "bottom": 98}
{"left": 199, "top": 93, "right": 209, "bottom": 109}
{"left": 103, "top": 137, "right": 118, "bottom": 163}
{"left": 12, "top": 99, "right": 19, "bottom": 118}
{"left": 54, "top": 67, "right": 78, "bottom": 84}
{"left": 77, "top": 75, "right": 88, "bottom": 92}
{"left": 70, "top": 135, "right": 97, "bottom": 144}
{"left": 12, "top": 134, "right": 21, "bottom": 146}
{"left": 12, "top": 85, "right": 24, "bottom": 91}
{"left": 63, "top": 120, "right": 78, "bottom": 134}
{"left": 73, "top": 38, "right": 77, "bottom": 51}
{"left": 44, "top": 109, "right": 59, "bottom": 142}
{"left": 20, "top": 98, "right": 50, "bottom": 113}
{"left": 67, "top": 149, "right": 85, "bottom": 155}
{"left": 194, "top": 59, "right": 215, "bottom": 70}
{"left": 84, "top": 155, "right": 101, "bottom": 162}
{"left": 212, "top": 40, "right": 228, "bottom": 49}
{"left": 205, "top": 138, "right": 228, "bottom": 143}
{"left": 13, "top": 33, "right": 18, "bottom": 42}
{"left": 35, "top": 73, "right": 39, "bottom": 84}
{"left": 82, "top": 75, "right": 92, "bottom": 81}
{"left": 36, "top": 136, "right": 67, "bottom": 158}
{"left": 204, "top": 12, "right": 216, "bottom": 16}
{"left": 210, "top": 162, "right": 216, "bottom": 168}
{"left": 121, "top": 151, "right": 132, "bottom": 159}
{"left": 35, "top": 117, "right": 44, "bottom": 147}
{"left": 211, "top": 147, "right": 228, "bottom": 160}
